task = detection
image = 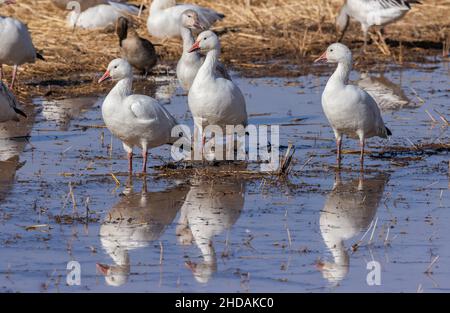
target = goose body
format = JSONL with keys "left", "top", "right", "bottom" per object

{"left": 65, "top": 1, "right": 139, "bottom": 29}
{"left": 337, "top": 0, "right": 421, "bottom": 48}
{"left": 0, "top": 82, "right": 26, "bottom": 122}
{"left": 147, "top": 0, "right": 224, "bottom": 39}
{"left": 0, "top": 16, "right": 43, "bottom": 88}
{"left": 315, "top": 43, "right": 391, "bottom": 169}
{"left": 98, "top": 58, "right": 178, "bottom": 174}
{"left": 117, "top": 17, "right": 157, "bottom": 75}
{"left": 188, "top": 31, "right": 247, "bottom": 133}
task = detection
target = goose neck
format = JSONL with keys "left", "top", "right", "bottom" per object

{"left": 109, "top": 77, "right": 133, "bottom": 99}
{"left": 180, "top": 27, "right": 195, "bottom": 53}
{"left": 327, "top": 61, "right": 352, "bottom": 89}
{"left": 198, "top": 49, "right": 220, "bottom": 79}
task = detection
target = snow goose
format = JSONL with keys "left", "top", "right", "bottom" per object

{"left": 0, "top": 82, "right": 26, "bottom": 123}
{"left": 147, "top": 0, "right": 224, "bottom": 39}
{"left": 97, "top": 182, "right": 187, "bottom": 286}
{"left": 187, "top": 31, "right": 247, "bottom": 154}
{"left": 116, "top": 17, "right": 157, "bottom": 76}
{"left": 317, "top": 173, "right": 388, "bottom": 284}
{"left": 52, "top": 0, "right": 140, "bottom": 30}
{"left": 315, "top": 43, "right": 391, "bottom": 170}
{"left": 177, "top": 177, "right": 244, "bottom": 283}
{"left": 0, "top": 15, "right": 44, "bottom": 89}
{"left": 98, "top": 58, "right": 178, "bottom": 174}
{"left": 336, "top": 0, "right": 421, "bottom": 51}
{"left": 177, "top": 9, "right": 230, "bottom": 91}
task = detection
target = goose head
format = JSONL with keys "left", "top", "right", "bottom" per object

{"left": 188, "top": 30, "right": 220, "bottom": 53}
{"left": 98, "top": 58, "right": 133, "bottom": 83}
{"left": 314, "top": 43, "right": 352, "bottom": 64}
{"left": 181, "top": 9, "right": 205, "bottom": 30}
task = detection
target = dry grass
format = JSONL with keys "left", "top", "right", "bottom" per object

{"left": 1, "top": 0, "right": 449, "bottom": 98}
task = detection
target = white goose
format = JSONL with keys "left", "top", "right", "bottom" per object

{"left": 0, "top": 13, "right": 44, "bottom": 89}
{"left": 98, "top": 58, "right": 178, "bottom": 174}
{"left": 147, "top": 0, "right": 224, "bottom": 39}
{"left": 315, "top": 43, "right": 391, "bottom": 170}
{"left": 188, "top": 31, "right": 247, "bottom": 151}
{"left": 318, "top": 173, "right": 388, "bottom": 284}
{"left": 52, "top": 0, "right": 140, "bottom": 30}
{"left": 177, "top": 10, "right": 230, "bottom": 92}
{"left": 336, "top": 0, "right": 421, "bottom": 50}
{"left": 0, "top": 82, "right": 26, "bottom": 123}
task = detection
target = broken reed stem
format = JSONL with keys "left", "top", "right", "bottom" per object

{"left": 424, "top": 255, "right": 440, "bottom": 274}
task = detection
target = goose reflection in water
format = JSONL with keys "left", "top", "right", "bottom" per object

{"left": 177, "top": 177, "right": 245, "bottom": 284}
{"left": 97, "top": 180, "right": 188, "bottom": 287}
{"left": 41, "top": 97, "right": 100, "bottom": 131}
{"left": 317, "top": 172, "right": 390, "bottom": 284}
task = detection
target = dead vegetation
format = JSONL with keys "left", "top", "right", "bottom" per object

{"left": 0, "top": 0, "right": 448, "bottom": 98}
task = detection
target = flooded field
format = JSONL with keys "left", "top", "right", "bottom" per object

{"left": 0, "top": 59, "right": 448, "bottom": 293}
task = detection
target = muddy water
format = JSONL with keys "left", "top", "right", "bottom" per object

{"left": 0, "top": 60, "right": 448, "bottom": 292}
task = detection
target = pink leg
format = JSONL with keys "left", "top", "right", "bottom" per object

{"left": 201, "top": 134, "right": 206, "bottom": 161}
{"left": 10, "top": 65, "right": 18, "bottom": 89}
{"left": 128, "top": 152, "right": 133, "bottom": 175}
{"left": 142, "top": 150, "right": 148, "bottom": 174}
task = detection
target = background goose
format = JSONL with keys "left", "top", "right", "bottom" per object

{"left": 147, "top": 0, "right": 224, "bottom": 39}
{"left": 98, "top": 182, "right": 188, "bottom": 287}
{"left": 315, "top": 43, "right": 391, "bottom": 170}
{"left": 317, "top": 173, "right": 389, "bottom": 284}
{"left": 177, "top": 9, "right": 231, "bottom": 92}
{"left": 98, "top": 58, "right": 179, "bottom": 174}
{"left": 116, "top": 17, "right": 157, "bottom": 76}
{"left": 336, "top": 0, "right": 421, "bottom": 50}
{"left": 0, "top": 15, "right": 44, "bottom": 89}
{"left": 52, "top": 0, "right": 140, "bottom": 29}
{"left": 0, "top": 82, "right": 26, "bottom": 123}
{"left": 187, "top": 31, "right": 247, "bottom": 155}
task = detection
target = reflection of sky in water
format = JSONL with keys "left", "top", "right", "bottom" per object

{"left": 0, "top": 62, "right": 448, "bottom": 292}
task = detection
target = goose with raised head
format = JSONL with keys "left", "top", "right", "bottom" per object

{"left": 315, "top": 43, "right": 391, "bottom": 170}
{"left": 187, "top": 31, "right": 247, "bottom": 153}
{"left": 52, "top": 0, "right": 140, "bottom": 30}
{"left": 116, "top": 17, "right": 157, "bottom": 76}
{"left": 336, "top": 0, "right": 421, "bottom": 51}
{"left": 97, "top": 181, "right": 188, "bottom": 287}
{"left": 177, "top": 9, "right": 230, "bottom": 92}
{"left": 0, "top": 8, "right": 44, "bottom": 89}
{"left": 317, "top": 173, "right": 389, "bottom": 284}
{"left": 147, "top": 0, "right": 224, "bottom": 39}
{"left": 0, "top": 82, "right": 26, "bottom": 123}
{"left": 98, "top": 58, "right": 178, "bottom": 174}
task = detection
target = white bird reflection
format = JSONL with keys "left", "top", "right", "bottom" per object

{"left": 0, "top": 109, "right": 34, "bottom": 201}
{"left": 97, "top": 180, "right": 188, "bottom": 287}
{"left": 41, "top": 97, "right": 99, "bottom": 131}
{"left": 357, "top": 73, "right": 415, "bottom": 111}
{"left": 317, "top": 172, "right": 389, "bottom": 284}
{"left": 177, "top": 177, "right": 245, "bottom": 284}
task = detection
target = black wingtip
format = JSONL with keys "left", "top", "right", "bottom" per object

{"left": 14, "top": 107, "right": 27, "bottom": 118}
{"left": 218, "top": 13, "right": 225, "bottom": 19}
{"left": 36, "top": 52, "right": 45, "bottom": 61}
{"left": 386, "top": 127, "right": 392, "bottom": 136}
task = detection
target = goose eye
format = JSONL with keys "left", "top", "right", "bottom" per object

{"left": 204, "top": 37, "right": 207, "bottom": 40}
{"left": 114, "top": 66, "right": 118, "bottom": 69}
{"left": 330, "top": 49, "right": 333, "bottom": 52}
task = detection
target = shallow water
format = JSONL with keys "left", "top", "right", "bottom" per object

{"left": 0, "top": 59, "right": 448, "bottom": 292}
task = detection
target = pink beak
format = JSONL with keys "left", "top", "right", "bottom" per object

{"left": 98, "top": 70, "right": 111, "bottom": 83}
{"left": 314, "top": 51, "right": 328, "bottom": 63}
{"left": 188, "top": 41, "right": 201, "bottom": 53}
{"left": 96, "top": 263, "right": 110, "bottom": 275}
